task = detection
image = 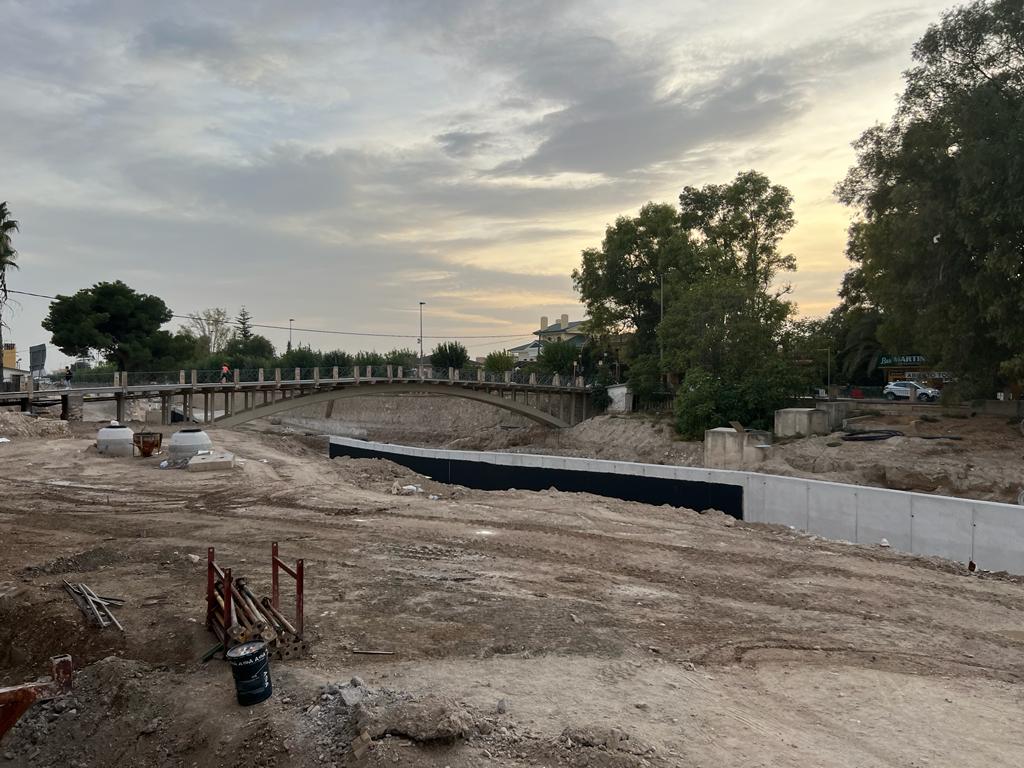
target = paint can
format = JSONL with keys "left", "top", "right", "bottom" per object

{"left": 226, "top": 641, "right": 272, "bottom": 705}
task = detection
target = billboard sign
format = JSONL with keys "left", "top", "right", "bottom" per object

{"left": 29, "top": 344, "right": 46, "bottom": 372}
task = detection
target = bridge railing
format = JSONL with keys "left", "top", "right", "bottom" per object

{"left": 39, "top": 366, "right": 594, "bottom": 392}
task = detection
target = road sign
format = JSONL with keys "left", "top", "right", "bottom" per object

{"left": 29, "top": 344, "right": 46, "bottom": 372}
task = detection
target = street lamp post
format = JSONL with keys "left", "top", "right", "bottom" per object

{"left": 288, "top": 318, "right": 294, "bottom": 352}
{"left": 418, "top": 302, "right": 426, "bottom": 364}
{"left": 817, "top": 347, "right": 832, "bottom": 398}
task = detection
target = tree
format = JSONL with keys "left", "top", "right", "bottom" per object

{"left": 187, "top": 308, "right": 232, "bottom": 356}
{"left": 353, "top": 350, "right": 386, "bottom": 368}
{"left": 572, "top": 202, "right": 694, "bottom": 357}
{"left": 0, "top": 203, "right": 19, "bottom": 361}
{"left": 679, "top": 170, "right": 796, "bottom": 292}
{"left": 384, "top": 348, "right": 418, "bottom": 368}
{"left": 483, "top": 349, "right": 516, "bottom": 373}
{"left": 661, "top": 171, "right": 800, "bottom": 434}
{"left": 277, "top": 344, "right": 319, "bottom": 370}
{"left": 219, "top": 333, "right": 276, "bottom": 368}
{"left": 236, "top": 306, "right": 254, "bottom": 341}
{"left": 430, "top": 341, "right": 469, "bottom": 369}
{"left": 836, "top": 0, "right": 1024, "bottom": 393}
{"left": 321, "top": 349, "right": 354, "bottom": 368}
{"left": 43, "top": 281, "right": 173, "bottom": 370}
{"left": 537, "top": 340, "right": 579, "bottom": 376}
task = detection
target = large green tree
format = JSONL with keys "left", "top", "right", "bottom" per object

{"left": 572, "top": 202, "right": 695, "bottom": 357}
{"left": 483, "top": 349, "right": 516, "bottom": 373}
{"left": 662, "top": 171, "right": 800, "bottom": 434}
{"left": 43, "top": 281, "right": 173, "bottom": 370}
{"left": 537, "top": 339, "right": 579, "bottom": 376}
{"left": 837, "top": 0, "right": 1024, "bottom": 394}
{"left": 679, "top": 170, "right": 796, "bottom": 293}
{"left": 430, "top": 341, "right": 469, "bottom": 370}
{"left": 0, "top": 202, "right": 19, "bottom": 363}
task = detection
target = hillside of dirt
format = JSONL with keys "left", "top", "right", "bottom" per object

{"left": 1, "top": 418, "right": 1023, "bottom": 766}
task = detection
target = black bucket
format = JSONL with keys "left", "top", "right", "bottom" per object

{"left": 226, "top": 641, "right": 272, "bottom": 706}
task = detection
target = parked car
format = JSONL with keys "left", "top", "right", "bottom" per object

{"left": 883, "top": 380, "right": 941, "bottom": 402}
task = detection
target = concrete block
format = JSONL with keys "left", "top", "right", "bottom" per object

{"left": 855, "top": 487, "right": 912, "bottom": 551}
{"left": 774, "top": 408, "right": 830, "bottom": 438}
{"left": 187, "top": 451, "right": 236, "bottom": 472}
{"left": 909, "top": 495, "right": 973, "bottom": 563}
{"left": 815, "top": 401, "right": 849, "bottom": 430}
{"left": 704, "top": 427, "right": 772, "bottom": 469}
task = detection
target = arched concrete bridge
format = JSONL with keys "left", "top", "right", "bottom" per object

{"left": 214, "top": 381, "right": 582, "bottom": 429}
{"left": 3, "top": 367, "right": 594, "bottom": 428}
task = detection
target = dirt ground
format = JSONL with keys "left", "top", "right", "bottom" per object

{"left": 1, "top": 413, "right": 1024, "bottom": 767}
{"left": 279, "top": 397, "right": 1024, "bottom": 503}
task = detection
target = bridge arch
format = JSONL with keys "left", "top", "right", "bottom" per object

{"left": 212, "top": 382, "right": 571, "bottom": 429}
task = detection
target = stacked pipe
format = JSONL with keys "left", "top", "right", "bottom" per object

{"left": 210, "top": 577, "right": 307, "bottom": 659}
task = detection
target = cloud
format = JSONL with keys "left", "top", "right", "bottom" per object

{"left": 436, "top": 130, "right": 496, "bottom": 158}
{"left": 0, "top": 0, "right": 946, "bottom": 363}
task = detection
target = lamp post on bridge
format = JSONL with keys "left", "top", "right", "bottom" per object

{"left": 418, "top": 301, "right": 426, "bottom": 364}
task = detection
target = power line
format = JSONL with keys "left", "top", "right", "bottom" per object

{"left": 7, "top": 289, "right": 536, "bottom": 342}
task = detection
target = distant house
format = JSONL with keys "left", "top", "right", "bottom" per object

{"left": 535, "top": 314, "right": 587, "bottom": 350}
{"left": 508, "top": 339, "right": 542, "bottom": 362}
{"left": 2, "top": 366, "right": 30, "bottom": 384}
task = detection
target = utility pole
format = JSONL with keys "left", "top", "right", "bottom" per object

{"left": 817, "top": 346, "right": 832, "bottom": 398}
{"left": 418, "top": 302, "right": 426, "bottom": 363}
{"left": 659, "top": 272, "right": 665, "bottom": 364}
{"left": 288, "top": 318, "right": 294, "bottom": 353}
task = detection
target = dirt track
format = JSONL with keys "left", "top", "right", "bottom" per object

{"left": 2, "top": 420, "right": 1024, "bottom": 766}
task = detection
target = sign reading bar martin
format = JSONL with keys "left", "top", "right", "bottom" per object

{"left": 879, "top": 354, "right": 926, "bottom": 367}
{"left": 29, "top": 344, "right": 46, "bottom": 372}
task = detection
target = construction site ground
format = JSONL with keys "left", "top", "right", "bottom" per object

{"left": 281, "top": 396, "right": 1024, "bottom": 503}
{"left": 2, "top": 414, "right": 1023, "bottom": 766}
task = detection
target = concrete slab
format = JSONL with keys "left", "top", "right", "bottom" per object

{"left": 807, "top": 482, "right": 858, "bottom": 542}
{"left": 909, "top": 495, "right": 973, "bottom": 563}
{"left": 187, "top": 451, "right": 236, "bottom": 472}
{"left": 856, "top": 487, "right": 912, "bottom": 551}
{"left": 761, "top": 475, "right": 809, "bottom": 530}
{"left": 973, "top": 502, "right": 1024, "bottom": 574}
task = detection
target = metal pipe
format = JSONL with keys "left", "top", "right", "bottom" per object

{"left": 78, "top": 582, "right": 108, "bottom": 627}
{"left": 260, "top": 597, "right": 298, "bottom": 636}
{"left": 81, "top": 584, "right": 122, "bottom": 632}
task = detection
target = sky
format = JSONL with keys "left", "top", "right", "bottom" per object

{"left": 0, "top": 0, "right": 959, "bottom": 368}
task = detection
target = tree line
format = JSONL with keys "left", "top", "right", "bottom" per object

{"left": 37, "top": 281, "right": 592, "bottom": 378}
{"left": 574, "top": 0, "right": 1023, "bottom": 435}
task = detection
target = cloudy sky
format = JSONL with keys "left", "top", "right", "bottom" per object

{"left": 2, "top": 0, "right": 956, "bottom": 366}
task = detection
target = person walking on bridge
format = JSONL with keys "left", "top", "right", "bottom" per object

{"left": 220, "top": 363, "right": 231, "bottom": 384}
{"left": 63, "top": 366, "right": 73, "bottom": 389}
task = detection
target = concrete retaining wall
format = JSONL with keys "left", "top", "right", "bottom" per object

{"left": 328, "top": 436, "right": 1024, "bottom": 575}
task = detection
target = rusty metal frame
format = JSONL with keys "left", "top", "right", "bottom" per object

{"left": 0, "top": 655, "right": 73, "bottom": 741}
{"left": 270, "top": 541, "right": 304, "bottom": 637}
{"left": 206, "top": 547, "right": 234, "bottom": 636}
